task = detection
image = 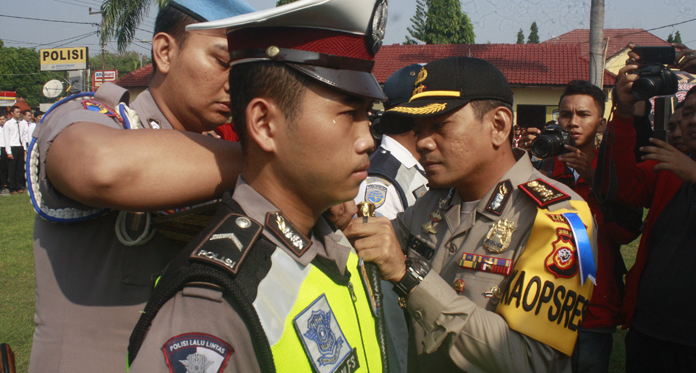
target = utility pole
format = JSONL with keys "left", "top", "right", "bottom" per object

{"left": 589, "top": 0, "right": 605, "bottom": 88}
{"left": 89, "top": 7, "right": 105, "bottom": 89}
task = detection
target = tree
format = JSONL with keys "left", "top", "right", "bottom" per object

{"left": 675, "top": 31, "right": 682, "bottom": 44}
{"left": 276, "top": 0, "right": 297, "bottom": 5}
{"left": 0, "top": 42, "right": 60, "bottom": 107}
{"left": 422, "top": 0, "right": 475, "bottom": 44}
{"left": 516, "top": 29, "right": 525, "bottom": 44}
{"left": 527, "top": 21, "right": 539, "bottom": 44}
{"left": 667, "top": 33, "right": 674, "bottom": 43}
{"left": 404, "top": 0, "right": 428, "bottom": 44}
{"left": 89, "top": 51, "right": 152, "bottom": 79}
{"left": 101, "top": 0, "right": 170, "bottom": 53}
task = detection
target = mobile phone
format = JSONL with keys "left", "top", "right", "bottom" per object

{"left": 633, "top": 46, "right": 676, "bottom": 65}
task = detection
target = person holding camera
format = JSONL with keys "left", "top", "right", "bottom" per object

{"left": 596, "top": 46, "right": 696, "bottom": 372}
{"left": 344, "top": 56, "right": 597, "bottom": 372}
{"left": 522, "top": 81, "right": 643, "bottom": 373}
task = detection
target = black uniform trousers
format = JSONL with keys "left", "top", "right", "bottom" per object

{"left": 0, "top": 148, "right": 8, "bottom": 189}
{"left": 7, "top": 146, "right": 25, "bottom": 192}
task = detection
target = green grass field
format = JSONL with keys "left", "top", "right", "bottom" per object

{"left": 0, "top": 193, "right": 641, "bottom": 372}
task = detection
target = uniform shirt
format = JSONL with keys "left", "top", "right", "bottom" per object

{"left": 355, "top": 135, "right": 428, "bottom": 218}
{"left": 392, "top": 150, "right": 594, "bottom": 373}
{"left": 29, "top": 84, "right": 185, "bottom": 373}
{"left": 129, "top": 177, "right": 354, "bottom": 372}
{"left": 4, "top": 117, "right": 26, "bottom": 153}
{"left": 23, "top": 120, "right": 37, "bottom": 146}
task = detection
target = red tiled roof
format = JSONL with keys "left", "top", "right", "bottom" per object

{"left": 542, "top": 29, "right": 669, "bottom": 59}
{"left": 115, "top": 63, "right": 153, "bottom": 88}
{"left": 374, "top": 43, "right": 616, "bottom": 86}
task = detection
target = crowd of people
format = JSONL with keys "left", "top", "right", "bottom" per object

{"left": 0, "top": 106, "right": 40, "bottom": 195}
{"left": 4, "top": 0, "right": 696, "bottom": 372}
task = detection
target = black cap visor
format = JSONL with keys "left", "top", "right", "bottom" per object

{"left": 287, "top": 63, "right": 387, "bottom": 101}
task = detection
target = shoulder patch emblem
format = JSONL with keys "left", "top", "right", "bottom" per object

{"left": 162, "top": 333, "right": 233, "bottom": 373}
{"left": 190, "top": 213, "right": 262, "bottom": 275}
{"left": 365, "top": 184, "right": 388, "bottom": 208}
{"left": 266, "top": 212, "right": 312, "bottom": 257}
{"left": 365, "top": 176, "right": 391, "bottom": 186}
{"left": 294, "top": 294, "right": 360, "bottom": 373}
{"left": 544, "top": 214, "right": 578, "bottom": 278}
{"left": 82, "top": 99, "right": 123, "bottom": 124}
{"left": 518, "top": 179, "right": 571, "bottom": 208}
{"left": 486, "top": 180, "right": 513, "bottom": 215}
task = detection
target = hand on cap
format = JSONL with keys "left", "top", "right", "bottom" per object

{"left": 641, "top": 137, "right": 696, "bottom": 184}
{"left": 614, "top": 64, "right": 640, "bottom": 118}
{"left": 343, "top": 217, "right": 406, "bottom": 283}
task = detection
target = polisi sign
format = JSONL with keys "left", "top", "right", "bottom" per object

{"left": 40, "top": 47, "right": 88, "bottom": 71}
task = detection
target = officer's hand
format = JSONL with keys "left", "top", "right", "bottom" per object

{"left": 343, "top": 217, "right": 406, "bottom": 283}
{"left": 7, "top": 154, "right": 13, "bottom": 160}
{"left": 558, "top": 145, "right": 595, "bottom": 184}
{"left": 674, "top": 43, "right": 696, "bottom": 74}
{"left": 641, "top": 137, "right": 696, "bottom": 184}
{"left": 519, "top": 127, "right": 541, "bottom": 150}
{"left": 614, "top": 64, "right": 640, "bottom": 118}
{"left": 325, "top": 201, "right": 358, "bottom": 231}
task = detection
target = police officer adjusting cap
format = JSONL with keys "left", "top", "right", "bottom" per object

{"left": 187, "top": 0, "right": 388, "bottom": 101}
{"left": 377, "top": 63, "right": 423, "bottom": 134}
{"left": 384, "top": 56, "right": 514, "bottom": 134}
{"left": 169, "top": 0, "right": 256, "bottom": 22}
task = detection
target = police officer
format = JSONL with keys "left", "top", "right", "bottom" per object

{"left": 28, "top": 1, "right": 254, "bottom": 372}
{"left": 127, "top": 0, "right": 390, "bottom": 371}
{"left": 345, "top": 57, "right": 597, "bottom": 372}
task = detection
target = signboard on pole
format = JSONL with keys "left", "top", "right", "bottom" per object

{"left": 92, "top": 70, "right": 118, "bottom": 90}
{"left": 39, "top": 47, "right": 89, "bottom": 71}
{"left": 0, "top": 91, "right": 17, "bottom": 107}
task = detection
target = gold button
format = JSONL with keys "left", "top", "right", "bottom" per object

{"left": 265, "top": 45, "right": 280, "bottom": 59}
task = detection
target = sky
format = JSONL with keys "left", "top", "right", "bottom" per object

{"left": 1, "top": 0, "right": 695, "bottom": 57}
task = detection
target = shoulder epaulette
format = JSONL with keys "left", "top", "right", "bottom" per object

{"left": 190, "top": 213, "right": 263, "bottom": 275}
{"left": 518, "top": 178, "right": 571, "bottom": 208}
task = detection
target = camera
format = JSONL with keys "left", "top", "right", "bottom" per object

{"left": 369, "top": 110, "right": 384, "bottom": 140}
{"left": 631, "top": 64, "right": 678, "bottom": 101}
{"left": 530, "top": 124, "right": 575, "bottom": 159}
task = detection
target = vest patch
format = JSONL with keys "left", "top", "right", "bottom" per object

{"left": 546, "top": 226, "right": 578, "bottom": 279}
{"left": 365, "top": 183, "right": 388, "bottom": 209}
{"left": 82, "top": 99, "right": 123, "bottom": 124}
{"left": 486, "top": 180, "right": 513, "bottom": 215}
{"left": 266, "top": 212, "right": 312, "bottom": 257}
{"left": 518, "top": 179, "right": 571, "bottom": 208}
{"left": 162, "top": 333, "right": 233, "bottom": 373}
{"left": 294, "top": 294, "right": 358, "bottom": 373}
{"left": 190, "top": 213, "right": 262, "bottom": 275}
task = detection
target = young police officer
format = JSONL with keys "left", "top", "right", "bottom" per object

{"left": 345, "top": 57, "right": 597, "bottom": 372}
{"left": 127, "top": 0, "right": 390, "bottom": 371}
{"left": 28, "top": 1, "right": 254, "bottom": 371}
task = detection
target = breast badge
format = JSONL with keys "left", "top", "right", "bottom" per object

{"left": 483, "top": 219, "right": 517, "bottom": 253}
{"left": 294, "top": 294, "right": 359, "bottom": 373}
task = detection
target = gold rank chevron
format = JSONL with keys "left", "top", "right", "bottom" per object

{"left": 388, "top": 103, "right": 448, "bottom": 115}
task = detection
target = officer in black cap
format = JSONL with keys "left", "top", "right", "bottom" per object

{"left": 127, "top": 0, "right": 392, "bottom": 372}
{"left": 345, "top": 56, "right": 597, "bottom": 372}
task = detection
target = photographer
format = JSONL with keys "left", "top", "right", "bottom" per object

{"left": 520, "top": 81, "right": 642, "bottom": 373}
{"left": 596, "top": 45, "right": 696, "bottom": 372}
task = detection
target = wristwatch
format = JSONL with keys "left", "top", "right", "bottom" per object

{"left": 393, "top": 258, "right": 430, "bottom": 307}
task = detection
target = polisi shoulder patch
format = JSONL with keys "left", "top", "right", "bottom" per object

{"left": 190, "top": 213, "right": 262, "bottom": 275}
{"left": 162, "top": 333, "right": 233, "bottom": 373}
{"left": 518, "top": 179, "right": 570, "bottom": 208}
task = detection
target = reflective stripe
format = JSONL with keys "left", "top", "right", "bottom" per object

{"left": 253, "top": 248, "right": 312, "bottom": 347}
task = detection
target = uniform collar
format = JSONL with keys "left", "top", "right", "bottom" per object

{"left": 231, "top": 177, "right": 350, "bottom": 273}
{"left": 129, "top": 89, "right": 173, "bottom": 130}
{"left": 380, "top": 135, "right": 423, "bottom": 171}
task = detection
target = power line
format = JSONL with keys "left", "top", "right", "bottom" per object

{"left": 0, "top": 14, "right": 99, "bottom": 26}
{"left": 35, "top": 31, "right": 99, "bottom": 48}
{"left": 53, "top": 31, "right": 99, "bottom": 48}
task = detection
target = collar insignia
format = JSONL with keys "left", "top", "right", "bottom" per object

{"left": 421, "top": 190, "right": 453, "bottom": 235}
{"left": 190, "top": 213, "right": 262, "bottom": 275}
{"left": 486, "top": 180, "right": 513, "bottom": 215}
{"left": 519, "top": 179, "right": 571, "bottom": 208}
{"left": 483, "top": 219, "right": 517, "bottom": 253}
{"left": 266, "top": 212, "right": 312, "bottom": 257}
{"left": 294, "top": 294, "right": 360, "bottom": 373}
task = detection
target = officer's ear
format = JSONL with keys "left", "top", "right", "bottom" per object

{"left": 245, "top": 97, "right": 284, "bottom": 154}
{"left": 490, "top": 106, "right": 514, "bottom": 148}
{"left": 152, "top": 32, "right": 178, "bottom": 75}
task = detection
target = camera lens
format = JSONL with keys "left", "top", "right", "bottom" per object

{"left": 530, "top": 137, "right": 553, "bottom": 159}
{"left": 632, "top": 77, "right": 658, "bottom": 101}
